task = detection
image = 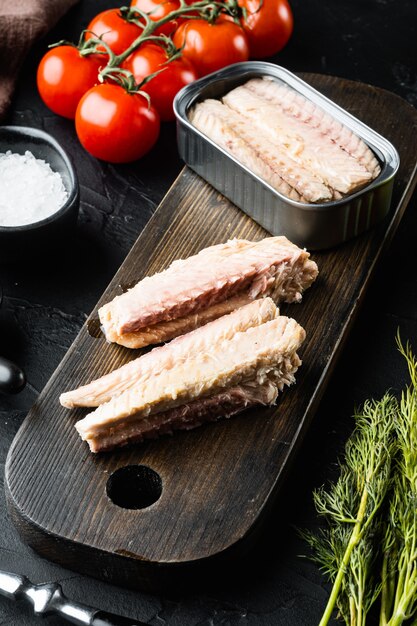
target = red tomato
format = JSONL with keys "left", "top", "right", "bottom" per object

{"left": 75, "top": 84, "right": 160, "bottom": 163}
{"left": 130, "top": 0, "right": 182, "bottom": 36}
{"left": 123, "top": 44, "right": 198, "bottom": 121}
{"left": 238, "top": 0, "right": 293, "bottom": 58}
{"left": 37, "top": 46, "right": 102, "bottom": 119}
{"left": 172, "top": 17, "right": 249, "bottom": 77}
{"left": 85, "top": 9, "right": 141, "bottom": 55}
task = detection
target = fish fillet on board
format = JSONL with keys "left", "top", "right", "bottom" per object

{"left": 244, "top": 78, "right": 381, "bottom": 178}
{"left": 61, "top": 298, "right": 279, "bottom": 408}
{"left": 76, "top": 315, "right": 306, "bottom": 452}
{"left": 223, "top": 85, "right": 373, "bottom": 194}
{"left": 86, "top": 376, "right": 297, "bottom": 453}
{"left": 99, "top": 236, "right": 318, "bottom": 347}
{"left": 190, "top": 99, "right": 333, "bottom": 202}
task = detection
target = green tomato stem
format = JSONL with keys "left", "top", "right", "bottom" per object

{"left": 75, "top": 0, "right": 242, "bottom": 90}
{"left": 110, "top": 0, "right": 241, "bottom": 66}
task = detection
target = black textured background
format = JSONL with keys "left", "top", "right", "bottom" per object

{"left": 1, "top": 0, "right": 417, "bottom": 624}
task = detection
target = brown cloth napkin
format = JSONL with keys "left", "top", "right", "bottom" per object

{"left": 0, "top": 0, "right": 78, "bottom": 120}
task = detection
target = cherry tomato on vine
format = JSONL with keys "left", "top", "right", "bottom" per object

{"left": 130, "top": 0, "right": 182, "bottom": 36}
{"left": 37, "top": 46, "right": 102, "bottom": 119}
{"left": 75, "top": 84, "right": 160, "bottom": 163}
{"left": 172, "top": 17, "right": 249, "bottom": 77}
{"left": 238, "top": 0, "right": 293, "bottom": 58}
{"left": 123, "top": 44, "right": 198, "bottom": 121}
{"left": 85, "top": 9, "right": 141, "bottom": 55}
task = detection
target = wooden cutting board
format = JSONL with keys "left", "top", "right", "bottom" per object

{"left": 5, "top": 75, "right": 417, "bottom": 592}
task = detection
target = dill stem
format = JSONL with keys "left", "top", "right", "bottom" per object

{"left": 389, "top": 502, "right": 417, "bottom": 620}
{"left": 358, "top": 584, "right": 364, "bottom": 626}
{"left": 392, "top": 553, "right": 407, "bottom": 613}
{"left": 380, "top": 551, "right": 394, "bottom": 626}
{"left": 386, "top": 575, "right": 417, "bottom": 626}
{"left": 350, "top": 597, "right": 356, "bottom": 626}
{"left": 318, "top": 487, "right": 369, "bottom": 626}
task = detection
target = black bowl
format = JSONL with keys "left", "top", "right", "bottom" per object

{"left": 0, "top": 125, "right": 80, "bottom": 263}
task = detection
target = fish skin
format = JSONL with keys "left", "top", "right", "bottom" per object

{"left": 102, "top": 292, "right": 254, "bottom": 348}
{"left": 223, "top": 85, "right": 373, "bottom": 194}
{"left": 60, "top": 298, "right": 279, "bottom": 408}
{"left": 99, "top": 236, "right": 318, "bottom": 341}
{"left": 75, "top": 315, "right": 306, "bottom": 442}
{"left": 87, "top": 378, "right": 284, "bottom": 452}
{"left": 245, "top": 78, "right": 381, "bottom": 178}
{"left": 190, "top": 99, "right": 333, "bottom": 202}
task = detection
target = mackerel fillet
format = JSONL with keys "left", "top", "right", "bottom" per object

{"left": 99, "top": 236, "right": 318, "bottom": 348}
{"left": 75, "top": 300, "right": 305, "bottom": 452}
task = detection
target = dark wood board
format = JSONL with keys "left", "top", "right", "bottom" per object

{"left": 5, "top": 75, "right": 417, "bottom": 592}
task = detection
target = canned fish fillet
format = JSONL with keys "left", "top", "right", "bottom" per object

{"left": 174, "top": 62, "right": 399, "bottom": 250}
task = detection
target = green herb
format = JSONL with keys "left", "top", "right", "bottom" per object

{"left": 303, "top": 395, "right": 397, "bottom": 626}
{"left": 305, "top": 336, "right": 417, "bottom": 625}
{"left": 379, "top": 337, "right": 417, "bottom": 626}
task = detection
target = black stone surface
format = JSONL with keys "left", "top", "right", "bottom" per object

{"left": 0, "top": 0, "right": 416, "bottom": 624}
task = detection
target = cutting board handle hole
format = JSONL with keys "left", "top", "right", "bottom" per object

{"left": 106, "top": 465, "right": 162, "bottom": 509}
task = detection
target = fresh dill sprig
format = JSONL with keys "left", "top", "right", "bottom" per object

{"left": 303, "top": 335, "right": 417, "bottom": 625}
{"left": 379, "top": 337, "right": 417, "bottom": 626}
{"left": 303, "top": 394, "right": 397, "bottom": 626}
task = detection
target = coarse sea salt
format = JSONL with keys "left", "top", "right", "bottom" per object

{"left": 0, "top": 150, "right": 68, "bottom": 227}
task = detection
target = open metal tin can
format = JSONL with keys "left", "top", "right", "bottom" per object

{"left": 174, "top": 62, "right": 400, "bottom": 250}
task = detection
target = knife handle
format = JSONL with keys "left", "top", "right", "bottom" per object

{"left": 0, "top": 571, "right": 148, "bottom": 626}
{"left": 91, "top": 611, "right": 148, "bottom": 626}
{"left": 0, "top": 356, "right": 25, "bottom": 394}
